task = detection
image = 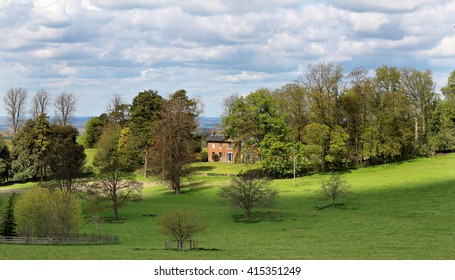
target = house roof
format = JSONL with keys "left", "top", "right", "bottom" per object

{"left": 207, "top": 134, "right": 226, "bottom": 143}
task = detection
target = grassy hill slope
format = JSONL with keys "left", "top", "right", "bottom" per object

{"left": 1, "top": 154, "right": 455, "bottom": 259}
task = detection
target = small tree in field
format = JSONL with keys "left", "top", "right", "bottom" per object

{"left": 219, "top": 171, "right": 278, "bottom": 220}
{"left": 1, "top": 192, "right": 17, "bottom": 236}
{"left": 320, "top": 173, "right": 350, "bottom": 207}
{"left": 156, "top": 210, "right": 208, "bottom": 250}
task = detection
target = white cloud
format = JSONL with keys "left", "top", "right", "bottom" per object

{"left": 0, "top": 0, "right": 454, "bottom": 117}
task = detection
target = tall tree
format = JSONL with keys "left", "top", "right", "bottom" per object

{"left": 47, "top": 124, "right": 86, "bottom": 192}
{"left": 3, "top": 87, "right": 27, "bottom": 134}
{"left": 54, "top": 92, "right": 77, "bottom": 126}
{"left": 33, "top": 114, "right": 51, "bottom": 182}
{"left": 91, "top": 123, "right": 142, "bottom": 220}
{"left": 1, "top": 192, "right": 17, "bottom": 236}
{"left": 10, "top": 120, "right": 38, "bottom": 181}
{"left": 128, "top": 90, "right": 163, "bottom": 177}
{"left": 400, "top": 67, "right": 437, "bottom": 145}
{"left": 106, "top": 94, "right": 129, "bottom": 125}
{"left": 149, "top": 90, "right": 202, "bottom": 194}
{"left": 30, "top": 89, "right": 50, "bottom": 120}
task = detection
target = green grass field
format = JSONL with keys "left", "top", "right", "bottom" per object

{"left": 1, "top": 154, "right": 455, "bottom": 259}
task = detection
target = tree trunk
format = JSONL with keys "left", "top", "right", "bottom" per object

{"left": 414, "top": 117, "right": 419, "bottom": 142}
{"left": 143, "top": 148, "right": 148, "bottom": 178}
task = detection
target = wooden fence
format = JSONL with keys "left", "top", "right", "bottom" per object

{"left": 0, "top": 233, "right": 119, "bottom": 245}
{"left": 164, "top": 240, "right": 198, "bottom": 250}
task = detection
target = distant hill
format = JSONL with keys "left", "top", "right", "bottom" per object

{"left": 0, "top": 116, "right": 221, "bottom": 134}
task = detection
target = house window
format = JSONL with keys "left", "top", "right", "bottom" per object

{"left": 228, "top": 143, "right": 232, "bottom": 149}
{"left": 227, "top": 152, "right": 233, "bottom": 162}
{"left": 219, "top": 152, "right": 223, "bottom": 161}
{"left": 219, "top": 143, "right": 222, "bottom": 148}
{"left": 212, "top": 143, "right": 215, "bottom": 149}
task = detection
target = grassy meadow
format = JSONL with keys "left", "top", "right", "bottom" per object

{"left": 1, "top": 153, "right": 455, "bottom": 259}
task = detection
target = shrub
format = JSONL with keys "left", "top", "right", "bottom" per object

{"left": 15, "top": 187, "right": 82, "bottom": 237}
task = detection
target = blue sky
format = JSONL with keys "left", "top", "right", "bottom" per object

{"left": 0, "top": 0, "right": 454, "bottom": 117}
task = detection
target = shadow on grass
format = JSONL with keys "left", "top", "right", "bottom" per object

{"left": 315, "top": 203, "right": 347, "bottom": 211}
{"left": 188, "top": 165, "right": 216, "bottom": 173}
{"left": 233, "top": 211, "right": 284, "bottom": 223}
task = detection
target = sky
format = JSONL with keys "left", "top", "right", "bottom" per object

{"left": 0, "top": 0, "right": 454, "bottom": 117}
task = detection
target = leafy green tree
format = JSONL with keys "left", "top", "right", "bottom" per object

{"left": 1, "top": 192, "right": 17, "bottom": 236}
{"left": 303, "top": 123, "right": 331, "bottom": 171}
{"left": 441, "top": 69, "right": 455, "bottom": 97}
{"left": 0, "top": 135, "right": 11, "bottom": 182}
{"left": 47, "top": 125, "right": 86, "bottom": 191}
{"left": 11, "top": 119, "right": 38, "bottom": 181}
{"left": 91, "top": 123, "right": 143, "bottom": 220}
{"left": 33, "top": 114, "right": 51, "bottom": 181}
{"left": 79, "top": 113, "right": 109, "bottom": 148}
{"left": 400, "top": 67, "right": 437, "bottom": 148}
{"left": 260, "top": 136, "right": 309, "bottom": 178}
{"left": 128, "top": 90, "right": 163, "bottom": 177}
{"left": 15, "top": 187, "right": 82, "bottom": 237}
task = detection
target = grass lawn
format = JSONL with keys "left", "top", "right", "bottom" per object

{"left": 1, "top": 154, "right": 455, "bottom": 259}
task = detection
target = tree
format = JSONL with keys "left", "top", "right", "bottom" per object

{"left": 400, "top": 68, "right": 437, "bottom": 146}
{"left": 79, "top": 113, "right": 109, "bottom": 148}
{"left": 15, "top": 187, "right": 82, "bottom": 237}
{"left": 3, "top": 87, "right": 27, "bottom": 134}
{"left": 29, "top": 89, "right": 50, "bottom": 120}
{"left": 47, "top": 124, "right": 86, "bottom": 192}
{"left": 10, "top": 119, "right": 38, "bottom": 181}
{"left": 1, "top": 192, "right": 17, "bottom": 236}
{"left": 320, "top": 173, "right": 350, "bottom": 208}
{"left": 106, "top": 94, "right": 129, "bottom": 125}
{"left": 129, "top": 90, "right": 163, "bottom": 177}
{"left": 87, "top": 170, "right": 143, "bottom": 221}
{"left": 148, "top": 90, "right": 202, "bottom": 194}
{"left": 54, "top": 92, "right": 77, "bottom": 126}
{"left": 156, "top": 210, "right": 208, "bottom": 250}
{"left": 0, "top": 135, "right": 11, "bottom": 182}
{"left": 219, "top": 171, "right": 278, "bottom": 219}
{"left": 91, "top": 124, "right": 143, "bottom": 220}
{"left": 33, "top": 114, "right": 51, "bottom": 181}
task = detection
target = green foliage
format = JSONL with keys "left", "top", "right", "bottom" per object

{"left": 260, "top": 136, "right": 309, "bottom": 178}
{"left": 156, "top": 210, "right": 208, "bottom": 245}
{"left": 1, "top": 192, "right": 17, "bottom": 236}
{"left": 0, "top": 135, "right": 11, "bottom": 182}
{"left": 47, "top": 125, "right": 87, "bottom": 191}
{"left": 15, "top": 187, "right": 82, "bottom": 237}
{"left": 11, "top": 119, "right": 38, "bottom": 181}
{"left": 79, "top": 114, "right": 108, "bottom": 148}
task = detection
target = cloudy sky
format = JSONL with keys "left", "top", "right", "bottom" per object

{"left": 1, "top": 0, "right": 454, "bottom": 117}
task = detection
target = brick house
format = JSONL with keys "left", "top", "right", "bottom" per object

{"left": 206, "top": 132, "right": 238, "bottom": 163}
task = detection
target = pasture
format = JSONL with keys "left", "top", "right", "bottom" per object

{"left": 1, "top": 154, "right": 455, "bottom": 259}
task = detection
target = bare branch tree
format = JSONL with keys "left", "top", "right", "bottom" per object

{"left": 54, "top": 92, "right": 77, "bottom": 126}
{"left": 3, "top": 87, "right": 27, "bottom": 134}
{"left": 320, "top": 173, "right": 350, "bottom": 207}
{"left": 219, "top": 171, "right": 278, "bottom": 220}
{"left": 29, "top": 89, "right": 50, "bottom": 120}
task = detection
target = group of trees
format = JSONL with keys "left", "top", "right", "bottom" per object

{"left": 81, "top": 89, "right": 202, "bottom": 195}
{"left": 0, "top": 88, "right": 84, "bottom": 185}
{"left": 223, "top": 63, "right": 455, "bottom": 178}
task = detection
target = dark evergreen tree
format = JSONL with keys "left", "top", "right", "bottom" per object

{"left": 1, "top": 192, "right": 17, "bottom": 236}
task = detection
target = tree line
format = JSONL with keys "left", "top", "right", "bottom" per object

{"left": 222, "top": 63, "right": 455, "bottom": 178}
{"left": 0, "top": 88, "right": 82, "bottom": 184}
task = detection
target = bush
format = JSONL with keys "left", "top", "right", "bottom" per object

{"left": 15, "top": 187, "right": 82, "bottom": 237}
